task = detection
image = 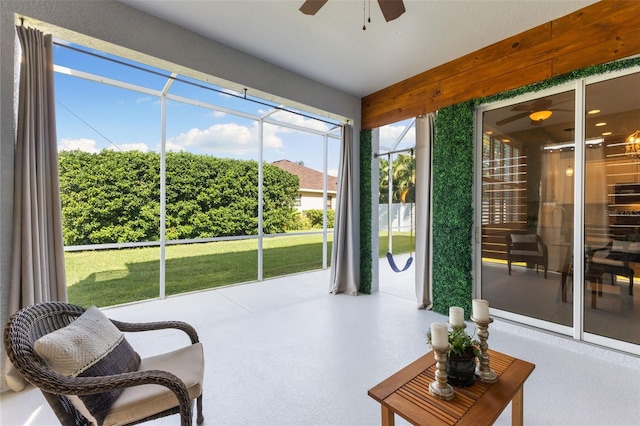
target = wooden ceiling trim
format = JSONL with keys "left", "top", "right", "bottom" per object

{"left": 361, "top": 22, "right": 551, "bottom": 111}
{"left": 375, "top": 60, "right": 554, "bottom": 125}
{"left": 554, "top": 28, "right": 640, "bottom": 76}
{"left": 361, "top": 1, "right": 640, "bottom": 130}
{"left": 550, "top": 1, "right": 627, "bottom": 38}
{"left": 442, "top": 60, "right": 554, "bottom": 106}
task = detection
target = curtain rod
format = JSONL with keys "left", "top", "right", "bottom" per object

{"left": 373, "top": 147, "right": 414, "bottom": 158}
{"left": 52, "top": 42, "right": 342, "bottom": 128}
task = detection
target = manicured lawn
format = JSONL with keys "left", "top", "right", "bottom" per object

{"left": 66, "top": 233, "right": 413, "bottom": 308}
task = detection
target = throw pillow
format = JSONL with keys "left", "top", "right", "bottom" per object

{"left": 34, "top": 306, "right": 141, "bottom": 425}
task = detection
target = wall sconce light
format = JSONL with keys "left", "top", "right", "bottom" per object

{"left": 565, "top": 164, "right": 574, "bottom": 177}
{"left": 626, "top": 130, "right": 640, "bottom": 158}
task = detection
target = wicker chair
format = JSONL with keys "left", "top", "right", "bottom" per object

{"left": 4, "top": 302, "right": 204, "bottom": 426}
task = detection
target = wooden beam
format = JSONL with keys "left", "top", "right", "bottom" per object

{"left": 361, "top": 1, "right": 640, "bottom": 130}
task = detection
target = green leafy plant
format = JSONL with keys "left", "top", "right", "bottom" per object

{"left": 447, "top": 327, "right": 481, "bottom": 359}
{"left": 427, "top": 327, "right": 481, "bottom": 359}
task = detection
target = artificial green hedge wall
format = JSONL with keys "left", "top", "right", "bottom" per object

{"left": 431, "top": 102, "right": 476, "bottom": 317}
{"left": 359, "top": 56, "right": 640, "bottom": 310}
{"left": 430, "top": 56, "right": 640, "bottom": 318}
{"left": 360, "top": 129, "right": 373, "bottom": 294}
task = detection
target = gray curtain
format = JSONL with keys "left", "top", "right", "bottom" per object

{"left": 5, "top": 26, "right": 67, "bottom": 391}
{"left": 414, "top": 114, "right": 434, "bottom": 308}
{"left": 330, "top": 124, "right": 359, "bottom": 295}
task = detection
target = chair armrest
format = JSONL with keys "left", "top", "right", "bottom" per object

{"left": 110, "top": 320, "right": 200, "bottom": 344}
{"left": 44, "top": 370, "right": 193, "bottom": 426}
{"left": 589, "top": 242, "right": 613, "bottom": 256}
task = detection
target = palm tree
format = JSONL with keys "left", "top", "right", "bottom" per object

{"left": 392, "top": 153, "right": 415, "bottom": 204}
{"left": 379, "top": 157, "right": 390, "bottom": 204}
{"left": 378, "top": 152, "right": 415, "bottom": 204}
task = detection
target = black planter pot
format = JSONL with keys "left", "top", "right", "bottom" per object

{"left": 446, "top": 354, "right": 476, "bottom": 387}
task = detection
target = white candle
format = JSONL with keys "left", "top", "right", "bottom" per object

{"left": 472, "top": 299, "right": 490, "bottom": 321}
{"left": 430, "top": 323, "right": 448, "bottom": 348}
{"left": 449, "top": 306, "right": 464, "bottom": 327}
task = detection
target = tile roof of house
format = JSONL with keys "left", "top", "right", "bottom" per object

{"left": 271, "top": 160, "right": 338, "bottom": 192}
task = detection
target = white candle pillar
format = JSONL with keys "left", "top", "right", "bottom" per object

{"left": 449, "top": 306, "right": 464, "bottom": 327}
{"left": 430, "top": 323, "right": 448, "bottom": 348}
{"left": 472, "top": 299, "right": 490, "bottom": 321}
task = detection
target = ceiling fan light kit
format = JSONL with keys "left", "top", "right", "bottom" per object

{"left": 529, "top": 110, "right": 553, "bottom": 122}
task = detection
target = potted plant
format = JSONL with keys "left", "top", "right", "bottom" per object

{"left": 428, "top": 326, "right": 481, "bottom": 387}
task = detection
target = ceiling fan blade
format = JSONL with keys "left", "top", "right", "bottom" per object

{"left": 378, "top": 0, "right": 406, "bottom": 22}
{"left": 496, "top": 112, "right": 529, "bottom": 126}
{"left": 299, "top": 0, "right": 328, "bottom": 15}
{"left": 511, "top": 99, "right": 553, "bottom": 112}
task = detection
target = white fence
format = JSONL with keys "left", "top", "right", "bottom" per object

{"left": 379, "top": 203, "right": 414, "bottom": 232}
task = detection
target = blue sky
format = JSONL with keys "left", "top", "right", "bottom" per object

{"left": 53, "top": 42, "right": 415, "bottom": 176}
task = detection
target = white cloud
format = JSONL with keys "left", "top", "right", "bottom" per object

{"left": 58, "top": 138, "right": 99, "bottom": 153}
{"left": 210, "top": 110, "right": 226, "bottom": 118}
{"left": 328, "top": 169, "right": 338, "bottom": 177}
{"left": 165, "top": 141, "right": 186, "bottom": 152}
{"left": 219, "top": 88, "right": 243, "bottom": 99}
{"left": 267, "top": 109, "right": 331, "bottom": 133}
{"left": 108, "top": 143, "right": 149, "bottom": 152}
{"left": 59, "top": 138, "right": 150, "bottom": 153}
{"left": 379, "top": 123, "right": 416, "bottom": 147}
{"left": 166, "top": 121, "right": 283, "bottom": 155}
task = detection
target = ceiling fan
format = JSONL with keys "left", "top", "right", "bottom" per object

{"left": 495, "top": 98, "right": 572, "bottom": 127}
{"left": 299, "top": 0, "right": 406, "bottom": 22}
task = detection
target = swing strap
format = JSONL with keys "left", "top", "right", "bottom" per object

{"left": 386, "top": 252, "right": 413, "bottom": 272}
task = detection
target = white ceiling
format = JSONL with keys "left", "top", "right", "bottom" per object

{"left": 119, "top": 0, "right": 598, "bottom": 98}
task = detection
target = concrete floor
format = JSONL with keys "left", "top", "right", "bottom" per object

{"left": 1, "top": 256, "right": 639, "bottom": 425}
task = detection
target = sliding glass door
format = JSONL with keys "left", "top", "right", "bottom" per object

{"left": 583, "top": 71, "right": 640, "bottom": 347}
{"left": 480, "top": 89, "right": 575, "bottom": 329}
{"left": 477, "top": 68, "right": 640, "bottom": 353}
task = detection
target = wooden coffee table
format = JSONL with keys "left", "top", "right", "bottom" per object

{"left": 368, "top": 349, "right": 535, "bottom": 426}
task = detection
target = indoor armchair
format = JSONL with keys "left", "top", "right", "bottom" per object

{"left": 506, "top": 233, "right": 549, "bottom": 279}
{"left": 588, "top": 240, "right": 635, "bottom": 296}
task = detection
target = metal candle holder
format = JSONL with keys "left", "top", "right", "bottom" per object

{"left": 471, "top": 316, "right": 498, "bottom": 384}
{"left": 429, "top": 344, "right": 455, "bottom": 400}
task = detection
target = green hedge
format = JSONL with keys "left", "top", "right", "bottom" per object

{"left": 59, "top": 151, "right": 299, "bottom": 245}
{"left": 360, "top": 130, "right": 373, "bottom": 294}
{"left": 303, "top": 209, "right": 335, "bottom": 228}
{"left": 430, "top": 57, "right": 640, "bottom": 318}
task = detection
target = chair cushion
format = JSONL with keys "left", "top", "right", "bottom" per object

{"left": 103, "top": 342, "right": 205, "bottom": 426}
{"left": 34, "top": 306, "right": 141, "bottom": 425}
{"left": 510, "top": 234, "right": 540, "bottom": 254}
{"left": 612, "top": 240, "right": 628, "bottom": 252}
{"left": 591, "top": 257, "right": 625, "bottom": 267}
{"left": 628, "top": 242, "right": 640, "bottom": 252}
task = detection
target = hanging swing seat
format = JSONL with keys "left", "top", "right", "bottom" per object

{"left": 386, "top": 252, "right": 413, "bottom": 272}
{"left": 384, "top": 148, "right": 415, "bottom": 273}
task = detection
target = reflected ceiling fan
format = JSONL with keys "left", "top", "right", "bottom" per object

{"left": 496, "top": 98, "right": 572, "bottom": 127}
{"left": 299, "top": 0, "right": 406, "bottom": 22}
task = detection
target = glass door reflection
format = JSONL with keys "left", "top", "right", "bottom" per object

{"left": 481, "top": 90, "right": 575, "bottom": 327}
{"left": 583, "top": 72, "right": 640, "bottom": 345}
